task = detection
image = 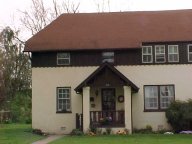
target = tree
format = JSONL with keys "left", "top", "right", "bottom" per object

{"left": 20, "top": 0, "right": 80, "bottom": 35}
{"left": 0, "top": 27, "right": 31, "bottom": 111}
{"left": 94, "top": 0, "right": 111, "bottom": 12}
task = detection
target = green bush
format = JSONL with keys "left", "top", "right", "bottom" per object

{"left": 166, "top": 99, "right": 192, "bottom": 132}
{"left": 133, "top": 125, "right": 153, "bottom": 134}
{"left": 70, "top": 129, "right": 84, "bottom": 136}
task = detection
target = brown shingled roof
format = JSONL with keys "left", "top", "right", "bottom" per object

{"left": 24, "top": 9, "right": 192, "bottom": 52}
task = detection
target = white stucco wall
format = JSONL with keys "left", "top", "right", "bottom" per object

{"left": 32, "top": 64, "right": 192, "bottom": 133}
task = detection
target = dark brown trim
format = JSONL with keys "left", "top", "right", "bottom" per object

{"left": 143, "top": 84, "right": 175, "bottom": 112}
{"left": 56, "top": 87, "right": 72, "bottom": 114}
{"left": 74, "top": 62, "right": 139, "bottom": 93}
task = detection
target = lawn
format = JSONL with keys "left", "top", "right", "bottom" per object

{"left": 51, "top": 134, "right": 192, "bottom": 144}
{"left": 0, "top": 124, "right": 44, "bottom": 144}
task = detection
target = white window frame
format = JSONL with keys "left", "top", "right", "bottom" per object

{"left": 57, "top": 53, "right": 70, "bottom": 65}
{"left": 168, "top": 45, "right": 179, "bottom": 62}
{"left": 188, "top": 44, "right": 192, "bottom": 62}
{"left": 57, "top": 87, "right": 71, "bottom": 112}
{"left": 155, "top": 45, "right": 166, "bottom": 63}
{"left": 102, "top": 52, "right": 114, "bottom": 63}
{"left": 142, "top": 46, "right": 153, "bottom": 63}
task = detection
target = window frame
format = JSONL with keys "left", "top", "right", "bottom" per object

{"left": 144, "top": 85, "right": 175, "bottom": 112}
{"left": 187, "top": 44, "right": 192, "bottom": 62}
{"left": 57, "top": 52, "right": 70, "bottom": 65}
{"left": 102, "top": 51, "right": 114, "bottom": 63}
{"left": 56, "top": 87, "right": 72, "bottom": 113}
{"left": 168, "top": 45, "right": 179, "bottom": 63}
{"left": 142, "top": 46, "right": 153, "bottom": 63}
{"left": 155, "top": 45, "right": 166, "bottom": 63}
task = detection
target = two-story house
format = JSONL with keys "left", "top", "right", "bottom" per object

{"left": 24, "top": 9, "right": 192, "bottom": 134}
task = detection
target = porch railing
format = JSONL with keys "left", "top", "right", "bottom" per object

{"left": 90, "top": 110, "right": 125, "bottom": 127}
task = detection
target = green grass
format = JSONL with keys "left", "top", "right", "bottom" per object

{"left": 51, "top": 134, "right": 192, "bottom": 144}
{"left": 0, "top": 124, "right": 45, "bottom": 144}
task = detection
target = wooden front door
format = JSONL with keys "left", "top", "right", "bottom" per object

{"left": 102, "top": 88, "right": 116, "bottom": 111}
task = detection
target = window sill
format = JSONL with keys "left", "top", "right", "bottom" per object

{"left": 56, "top": 111, "right": 72, "bottom": 114}
{"left": 144, "top": 109, "right": 166, "bottom": 112}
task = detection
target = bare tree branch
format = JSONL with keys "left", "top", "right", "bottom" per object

{"left": 20, "top": 0, "right": 80, "bottom": 36}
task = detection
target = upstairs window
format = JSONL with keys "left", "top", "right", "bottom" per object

{"left": 142, "top": 46, "right": 153, "bottom": 63}
{"left": 144, "top": 85, "right": 174, "bottom": 111}
{"left": 57, "top": 87, "right": 71, "bottom": 112}
{"left": 188, "top": 44, "right": 192, "bottom": 62}
{"left": 168, "top": 45, "right": 179, "bottom": 62}
{"left": 102, "top": 52, "right": 114, "bottom": 63}
{"left": 155, "top": 45, "right": 165, "bottom": 63}
{"left": 57, "top": 53, "right": 70, "bottom": 65}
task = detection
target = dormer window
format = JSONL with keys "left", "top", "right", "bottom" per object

{"left": 57, "top": 53, "right": 70, "bottom": 65}
{"left": 155, "top": 45, "right": 165, "bottom": 63}
{"left": 142, "top": 46, "right": 153, "bottom": 63}
{"left": 188, "top": 44, "right": 192, "bottom": 62}
{"left": 102, "top": 52, "right": 114, "bottom": 63}
{"left": 168, "top": 45, "right": 179, "bottom": 62}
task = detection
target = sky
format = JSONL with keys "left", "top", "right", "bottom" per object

{"left": 1, "top": 0, "right": 192, "bottom": 39}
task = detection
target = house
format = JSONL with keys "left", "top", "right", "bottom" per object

{"left": 24, "top": 9, "right": 192, "bottom": 134}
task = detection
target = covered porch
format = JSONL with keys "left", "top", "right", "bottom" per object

{"left": 75, "top": 63, "right": 139, "bottom": 134}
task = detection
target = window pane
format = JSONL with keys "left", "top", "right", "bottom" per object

{"left": 189, "top": 46, "right": 192, "bottom": 52}
{"left": 160, "top": 86, "right": 174, "bottom": 109}
{"left": 57, "top": 53, "right": 70, "bottom": 58}
{"left": 58, "top": 59, "right": 70, "bottom": 65}
{"left": 102, "top": 52, "right": 114, "bottom": 63}
{"left": 169, "top": 54, "right": 178, "bottom": 62}
{"left": 57, "top": 88, "right": 71, "bottom": 112}
{"left": 189, "top": 54, "right": 192, "bottom": 61}
{"left": 155, "top": 46, "right": 165, "bottom": 63}
{"left": 145, "top": 86, "right": 158, "bottom": 109}
{"left": 142, "top": 46, "right": 152, "bottom": 63}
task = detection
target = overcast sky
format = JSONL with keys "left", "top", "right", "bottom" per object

{"left": 1, "top": 0, "right": 192, "bottom": 39}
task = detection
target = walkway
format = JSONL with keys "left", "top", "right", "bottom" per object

{"left": 32, "top": 135, "right": 64, "bottom": 144}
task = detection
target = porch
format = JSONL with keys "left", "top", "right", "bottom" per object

{"left": 75, "top": 63, "right": 139, "bottom": 134}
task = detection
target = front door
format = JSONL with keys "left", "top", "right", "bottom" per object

{"left": 102, "top": 88, "right": 115, "bottom": 111}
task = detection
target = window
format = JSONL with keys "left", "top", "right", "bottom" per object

{"left": 188, "top": 44, "right": 192, "bottom": 62}
{"left": 57, "top": 53, "right": 70, "bottom": 65}
{"left": 102, "top": 52, "right": 114, "bottom": 63}
{"left": 57, "top": 87, "right": 71, "bottom": 112}
{"left": 142, "top": 46, "right": 153, "bottom": 63}
{"left": 155, "top": 45, "right": 165, "bottom": 63}
{"left": 144, "top": 85, "right": 174, "bottom": 111}
{"left": 168, "top": 45, "right": 179, "bottom": 62}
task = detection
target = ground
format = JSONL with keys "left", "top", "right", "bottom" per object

{"left": 50, "top": 134, "right": 192, "bottom": 144}
{"left": 0, "top": 124, "right": 44, "bottom": 144}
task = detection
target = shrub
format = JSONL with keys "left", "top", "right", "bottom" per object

{"left": 133, "top": 125, "right": 153, "bottom": 134}
{"left": 166, "top": 99, "right": 192, "bottom": 132}
{"left": 105, "top": 128, "right": 112, "bottom": 135}
{"left": 70, "top": 129, "right": 84, "bottom": 136}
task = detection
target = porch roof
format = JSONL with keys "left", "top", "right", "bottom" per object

{"left": 75, "top": 62, "right": 139, "bottom": 93}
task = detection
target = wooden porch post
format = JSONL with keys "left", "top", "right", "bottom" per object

{"left": 83, "top": 86, "right": 90, "bottom": 133}
{"left": 123, "top": 86, "right": 132, "bottom": 134}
